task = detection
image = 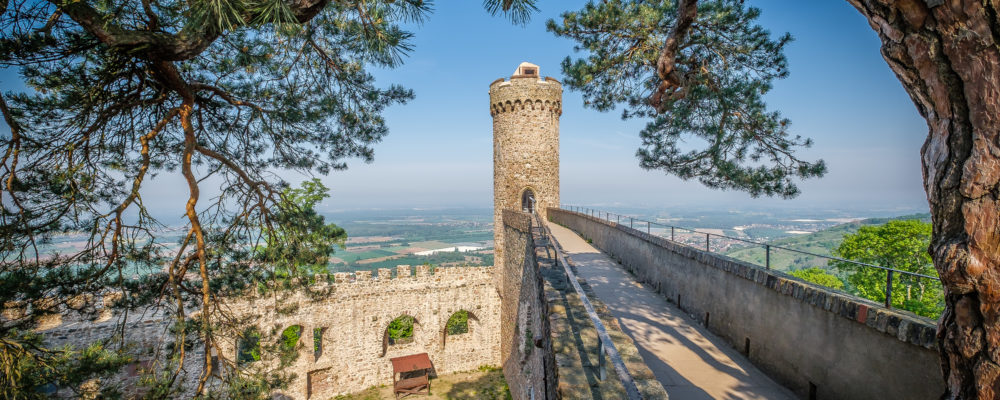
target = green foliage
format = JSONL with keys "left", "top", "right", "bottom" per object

{"left": 0, "top": 330, "right": 130, "bottom": 399}
{"left": 831, "top": 220, "right": 943, "bottom": 318}
{"left": 446, "top": 310, "right": 470, "bottom": 335}
{"left": 548, "top": 0, "right": 825, "bottom": 198}
{"left": 790, "top": 267, "right": 844, "bottom": 291}
{"left": 238, "top": 329, "right": 262, "bottom": 365}
{"left": 387, "top": 315, "right": 415, "bottom": 344}
{"left": 483, "top": 0, "right": 538, "bottom": 24}
{"left": 259, "top": 179, "right": 347, "bottom": 282}
{"left": 280, "top": 325, "right": 302, "bottom": 353}
{"left": 313, "top": 327, "right": 324, "bottom": 358}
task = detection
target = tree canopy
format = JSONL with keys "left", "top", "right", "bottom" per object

{"left": 0, "top": 0, "right": 535, "bottom": 396}
{"left": 831, "top": 220, "right": 943, "bottom": 318}
{"left": 548, "top": 0, "right": 826, "bottom": 198}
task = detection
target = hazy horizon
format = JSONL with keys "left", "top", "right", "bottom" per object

{"left": 1, "top": 1, "right": 932, "bottom": 217}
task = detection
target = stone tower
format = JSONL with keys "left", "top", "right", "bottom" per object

{"left": 490, "top": 62, "right": 562, "bottom": 267}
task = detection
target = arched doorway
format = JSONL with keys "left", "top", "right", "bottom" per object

{"left": 521, "top": 189, "right": 536, "bottom": 214}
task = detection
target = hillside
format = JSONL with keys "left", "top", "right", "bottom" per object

{"left": 723, "top": 213, "right": 931, "bottom": 272}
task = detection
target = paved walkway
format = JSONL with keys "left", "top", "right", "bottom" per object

{"left": 547, "top": 223, "right": 797, "bottom": 400}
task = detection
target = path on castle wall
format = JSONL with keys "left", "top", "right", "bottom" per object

{"left": 547, "top": 223, "right": 797, "bottom": 400}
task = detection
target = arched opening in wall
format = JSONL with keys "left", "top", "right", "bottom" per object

{"left": 441, "top": 310, "right": 480, "bottom": 349}
{"left": 237, "top": 327, "right": 262, "bottom": 366}
{"left": 381, "top": 315, "right": 419, "bottom": 357}
{"left": 521, "top": 188, "right": 536, "bottom": 214}
{"left": 279, "top": 325, "right": 303, "bottom": 363}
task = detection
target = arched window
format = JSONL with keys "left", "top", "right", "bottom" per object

{"left": 381, "top": 315, "right": 419, "bottom": 357}
{"left": 387, "top": 316, "right": 415, "bottom": 345}
{"left": 280, "top": 325, "right": 302, "bottom": 352}
{"left": 442, "top": 310, "right": 481, "bottom": 349}
{"left": 445, "top": 310, "right": 471, "bottom": 336}
{"left": 237, "top": 328, "right": 262, "bottom": 365}
{"left": 521, "top": 189, "right": 536, "bottom": 214}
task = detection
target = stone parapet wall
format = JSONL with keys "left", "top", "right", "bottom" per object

{"left": 39, "top": 265, "right": 501, "bottom": 399}
{"left": 549, "top": 208, "right": 944, "bottom": 400}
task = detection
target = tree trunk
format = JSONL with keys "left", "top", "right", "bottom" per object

{"left": 847, "top": 1, "right": 1000, "bottom": 398}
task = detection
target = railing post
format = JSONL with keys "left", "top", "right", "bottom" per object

{"left": 629, "top": 217, "right": 633, "bottom": 229}
{"left": 706, "top": 233, "right": 710, "bottom": 252}
{"left": 885, "top": 270, "right": 894, "bottom": 308}
{"left": 671, "top": 226, "right": 675, "bottom": 241}
{"left": 765, "top": 245, "right": 771, "bottom": 270}
{"left": 617, "top": 214, "right": 620, "bottom": 224}
{"left": 647, "top": 221, "right": 650, "bottom": 234}
{"left": 598, "top": 335, "right": 607, "bottom": 381}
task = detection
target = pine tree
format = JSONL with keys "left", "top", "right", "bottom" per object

{"left": 0, "top": 0, "right": 530, "bottom": 396}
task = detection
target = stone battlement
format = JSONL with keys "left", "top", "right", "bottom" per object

{"left": 488, "top": 76, "right": 563, "bottom": 117}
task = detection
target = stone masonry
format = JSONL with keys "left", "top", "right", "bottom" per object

{"left": 491, "top": 62, "right": 562, "bottom": 270}
{"left": 37, "top": 266, "right": 502, "bottom": 399}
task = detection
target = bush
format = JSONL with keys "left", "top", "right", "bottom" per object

{"left": 446, "top": 310, "right": 470, "bottom": 335}
{"left": 388, "top": 316, "right": 415, "bottom": 345}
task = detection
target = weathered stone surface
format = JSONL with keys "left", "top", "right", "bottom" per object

{"left": 491, "top": 64, "right": 561, "bottom": 269}
{"left": 41, "top": 267, "right": 502, "bottom": 399}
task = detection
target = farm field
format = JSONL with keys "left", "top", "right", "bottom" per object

{"left": 325, "top": 208, "right": 495, "bottom": 273}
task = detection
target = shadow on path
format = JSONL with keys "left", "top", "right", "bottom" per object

{"left": 548, "top": 223, "right": 796, "bottom": 400}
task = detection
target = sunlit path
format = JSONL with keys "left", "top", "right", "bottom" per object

{"left": 547, "top": 223, "right": 797, "bottom": 400}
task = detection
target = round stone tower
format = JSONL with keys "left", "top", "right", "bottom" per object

{"left": 490, "top": 62, "right": 562, "bottom": 267}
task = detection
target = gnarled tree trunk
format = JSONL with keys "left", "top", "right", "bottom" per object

{"left": 847, "top": 0, "right": 1000, "bottom": 398}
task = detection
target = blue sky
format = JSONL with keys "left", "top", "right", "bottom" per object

{"left": 1, "top": 1, "right": 931, "bottom": 215}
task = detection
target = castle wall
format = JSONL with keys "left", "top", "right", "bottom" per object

{"left": 490, "top": 75, "right": 562, "bottom": 270}
{"left": 550, "top": 208, "right": 944, "bottom": 400}
{"left": 39, "top": 266, "right": 502, "bottom": 399}
{"left": 498, "top": 210, "right": 557, "bottom": 399}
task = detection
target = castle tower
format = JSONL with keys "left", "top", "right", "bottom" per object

{"left": 490, "top": 62, "right": 562, "bottom": 267}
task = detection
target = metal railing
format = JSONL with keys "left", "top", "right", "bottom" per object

{"left": 535, "top": 213, "right": 643, "bottom": 400}
{"left": 561, "top": 206, "right": 940, "bottom": 310}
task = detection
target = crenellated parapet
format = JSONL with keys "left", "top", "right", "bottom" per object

{"left": 488, "top": 76, "right": 562, "bottom": 117}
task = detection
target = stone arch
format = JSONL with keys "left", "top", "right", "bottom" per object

{"left": 521, "top": 187, "right": 537, "bottom": 214}
{"left": 534, "top": 99, "right": 543, "bottom": 110}
{"left": 504, "top": 100, "right": 513, "bottom": 112}
{"left": 514, "top": 99, "right": 523, "bottom": 110}
{"left": 279, "top": 325, "right": 303, "bottom": 354}
{"left": 441, "top": 309, "right": 480, "bottom": 349}
{"left": 380, "top": 314, "right": 420, "bottom": 357}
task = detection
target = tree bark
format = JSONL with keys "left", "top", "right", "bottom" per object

{"left": 846, "top": 0, "right": 1000, "bottom": 398}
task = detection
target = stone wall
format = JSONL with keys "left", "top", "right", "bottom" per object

{"left": 498, "top": 210, "right": 557, "bottom": 399}
{"left": 549, "top": 208, "right": 945, "bottom": 400}
{"left": 490, "top": 71, "right": 561, "bottom": 269}
{"left": 40, "top": 266, "right": 502, "bottom": 399}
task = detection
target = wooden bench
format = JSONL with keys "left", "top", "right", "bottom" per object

{"left": 390, "top": 353, "right": 433, "bottom": 398}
